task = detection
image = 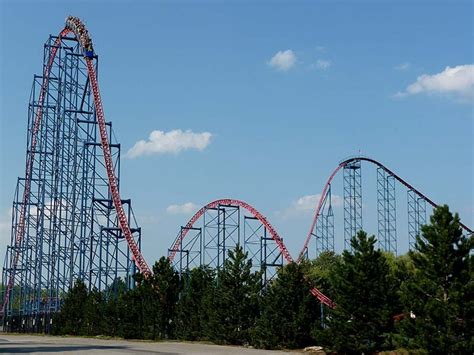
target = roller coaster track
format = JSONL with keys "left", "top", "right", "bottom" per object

{"left": 169, "top": 159, "right": 472, "bottom": 308}
{"left": 168, "top": 199, "right": 335, "bottom": 308}
{"left": 1, "top": 18, "right": 151, "bottom": 315}
{"left": 168, "top": 199, "right": 292, "bottom": 264}
{"left": 3, "top": 17, "right": 471, "bottom": 315}
{"left": 297, "top": 156, "right": 474, "bottom": 262}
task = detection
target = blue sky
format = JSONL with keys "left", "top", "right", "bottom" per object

{"left": 0, "top": 0, "right": 473, "bottom": 264}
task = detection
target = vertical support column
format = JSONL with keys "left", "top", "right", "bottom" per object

{"left": 168, "top": 226, "right": 202, "bottom": 278}
{"left": 218, "top": 206, "right": 225, "bottom": 270}
{"left": 377, "top": 168, "right": 397, "bottom": 253}
{"left": 1, "top": 34, "right": 142, "bottom": 330}
{"left": 314, "top": 185, "right": 335, "bottom": 257}
{"left": 243, "top": 215, "right": 282, "bottom": 286}
{"left": 202, "top": 206, "right": 228, "bottom": 270}
{"left": 343, "top": 160, "right": 363, "bottom": 250}
{"left": 386, "top": 174, "right": 397, "bottom": 253}
{"left": 407, "top": 189, "right": 426, "bottom": 250}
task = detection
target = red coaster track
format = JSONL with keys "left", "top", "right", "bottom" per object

{"left": 297, "top": 156, "right": 473, "bottom": 263}
{"left": 3, "top": 17, "right": 471, "bottom": 315}
{"left": 168, "top": 198, "right": 335, "bottom": 308}
{"left": 2, "top": 17, "right": 151, "bottom": 315}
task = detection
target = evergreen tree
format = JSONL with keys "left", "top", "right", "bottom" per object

{"left": 82, "top": 287, "right": 106, "bottom": 335}
{"left": 307, "top": 250, "right": 342, "bottom": 296}
{"left": 322, "top": 231, "right": 393, "bottom": 353}
{"left": 398, "top": 205, "right": 473, "bottom": 353}
{"left": 203, "top": 245, "right": 261, "bottom": 345}
{"left": 175, "top": 266, "right": 215, "bottom": 340}
{"left": 252, "top": 262, "right": 320, "bottom": 349}
{"left": 117, "top": 285, "right": 145, "bottom": 339}
{"left": 52, "top": 280, "right": 88, "bottom": 335}
{"left": 103, "top": 278, "right": 128, "bottom": 336}
{"left": 150, "top": 256, "right": 181, "bottom": 339}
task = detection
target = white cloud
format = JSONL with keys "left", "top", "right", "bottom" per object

{"left": 166, "top": 202, "right": 198, "bottom": 215}
{"left": 395, "top": 62, "right": 411, "bottom": 71}
{"left": 268, "top": 50, "right": 297, "bottom": 71}
{"left": 395, "top": 64, "right": 474, "bottom": 101}
{"left": 278, "top": 193, "right": 343, "bottom": 219}
{"left": 293, "top": 193, "right": 343, "bottom": 211}
{"left": 312, "top": 59, "right": 331, "bottom": 70}
{"left": 126, "top": 129, "right": 212, "bottom": 158}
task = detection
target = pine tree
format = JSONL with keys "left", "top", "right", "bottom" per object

{"left": 203, "top": 245, "right": 261, "bottom": 345}
{"left": 102, "top": 277, "right": 128, "bottom": 336}
{"left": 52, "top": 280, "right": 88, "bottom": 335}
{"left": 251, "top": 262, "right": 320, "bottom": 349}
{"left": 117, "top": 286, "right": 145, "bottom": 339}
{"left": 175, "top": 266, "right": 215, "bottom": 340}
{"left": 82, "top": 287, "right": 106, "bottom": 335}
{"left": 398, "top": 205, "right": 473, "bottom": 353}
{"left": 307, "top": 250, "right": 342, "bottom": 296}
{"left": 150, "top": 256, "right": 181, "bottom": 339}
{"left": 322, "top": 231, "right": 392, "bottom": 353}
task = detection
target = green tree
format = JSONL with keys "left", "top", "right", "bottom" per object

{"left": 307, "top": 250, "right": 342, "bottom": 296}
{"left": 117, "top": 259, "right": 180, "bottom": 341}
{"left": 149, "top": 256, "right": 181, "bottom": 339}
{"left": 175, "top": 266, "right": 215, "bottom": 340}
{"left": 322, "top": 231, "right": 393, "bottom": 353}
{"left": 203, "top": 245, "right": 261, "bottom": 345}
{"left": 398, "top": 205, "right": 473, "bottom": 353}
{"left": 102, "top": 278, "right": 128, "bottom": 336}
{"left": 52, "top": 280, "right": 88, "bottom": 335}
{"left": 82, "top": 287, "right": 106, "bottom": 335}
{"left": 117, "top": 285, "right": 145, "bottom": 339}
{"left": 252, "top": 262, "right": 320, "bottom": 349}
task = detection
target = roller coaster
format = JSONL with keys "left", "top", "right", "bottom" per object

{"left": 1, "top": 17, "right": 472, "bottom": 332}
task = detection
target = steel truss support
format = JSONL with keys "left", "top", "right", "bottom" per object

{"left": 377, "top": 168, "right": 397, "bottom": 253}
{"left": 343, "top": 159, "right": 362, "bottom": 250}
{"left": 313, "top": 185, "right": 334, "bottom": 257}
{"left": 243, "top": 216, "right": 283, "bottom": 285}
{"left": 168, "top": 226, "right": 202, "bottom": 278}
{"left": 169, "top": 203, "right": 285, "bottom": 287}
{"left": 203, "top": 204, "right": 240, "bottom": 270}
{"left": 1, "top": 34, "right": 140, "bottom": 333}
{"left": 407, "top": 189, "right": 427, "bottom": 250}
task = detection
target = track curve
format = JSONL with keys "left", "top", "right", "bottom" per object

{"left": 168, "top": 198, "right": 293, "bottom": 263}
{"left": 2, "top": 17, "right": 150, "bottom": 315}
{"left": 168, "top": 198, "right": 335, "bottom": 307}
{"left": 5, "top": 17, "right": 470, "bottom": 315}
{"left": 297, "top": 156, "right": 474, "bottom": 262}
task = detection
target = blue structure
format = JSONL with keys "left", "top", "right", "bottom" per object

{"left": 1, "top": 33, "right": 140, "bottom": 333}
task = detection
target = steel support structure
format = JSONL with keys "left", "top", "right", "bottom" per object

{"left": 407, "top": 189, "right": 427, "bottom": 250}
{"left": 377, "top": 168, "right": 397, "bottom": 253}
{"left": 243, "top": 216, "right": 283, "bottom": 285}
{"left": 313, "top": 185, "right": 335, "bottom": 258}
{"left": 168, "top": 226, "right": 202, "bottom": 277}
{"left": 202, "top": 204, "right": 240, "bottom": 270}
{"left": 343, "top": 159, "right": 363, "bottom": 250}
{"left": 168, "top": 202, "right": 284, "bottom": 287}
{"left": 1, "top": 34, "right": 140, "bottom": 333}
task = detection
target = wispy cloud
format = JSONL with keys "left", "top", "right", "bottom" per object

{"left": 395, "top": 62, "right": 411, "bottom": 71}
{"left": 310, "top": 59, "right": 332, "bottom": 70}
{"left": 277, "top": 193, "right": 342, "bottom": 219}
{"left": 268, "top": 50, "right": 297, "bottom": 71}
{"left": 395, "top": 64, "right": 474, "bottom": 102}
{"left": 166, "top": 202, "right": 199, "bottom": 215}
{"left": 126, "top": 129, "right": 212, "bottom": 158}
